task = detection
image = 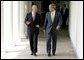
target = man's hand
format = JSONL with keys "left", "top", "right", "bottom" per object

{"left": 26, "top": 21, "right": 30, "bottom": 25}
{"left": 36, "top": 25, "right": 39, "bottom": 28}
{"left": 56, "top": 26, "right": 60, "bottom": 30}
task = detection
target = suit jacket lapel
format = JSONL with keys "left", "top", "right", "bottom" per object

{"left": 34, "top": 13, "right": 37, "bottom": 21}
{"left": 49, "top": 12, "right": 52, "bottom": 23}
{"left": 30, "top": 12, "right": 33, "bottom": 22}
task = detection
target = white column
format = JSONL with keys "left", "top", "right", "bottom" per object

{"left": 24, "top": 1, "right": 32, "bottom": 37}
{"left": 19, "top": 1, "right": 32, "bottom": 38}
{"left": 19, "top": 1, "right": 25, "bottom": 38}
{"left": 27, "top": 1, "right": 32, "bottom": 12}
{"left": 24, "top": 1, "right": 32, "bottom": 36}
{"left": 13, "top": 1, "right": 21, "bottom": 45}
{"left": 3, "top": 1, "right": 14, "bottom": 51}
{"left": 24, "top": 1, "right": 28, "bottom": 37}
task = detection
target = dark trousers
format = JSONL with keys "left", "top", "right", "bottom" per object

{"left": 28, "top": 28, "right": 38, "bottom": 53}
{"left": 47, "top": 29, "right": 57, "bottom": 54}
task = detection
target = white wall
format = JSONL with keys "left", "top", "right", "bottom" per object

{"left": 69, "top": 1, "right": 83, "bottom": 59}
{"left": 1, "top": 1, "right": 4, "bottom": 51}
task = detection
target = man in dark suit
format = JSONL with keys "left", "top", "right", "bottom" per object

{"left": 25, "top": 5, "right": 41, "bottom": 56}
{"left": 61, "top": 4, "right": 69, "bottom": 29}
{"left": 44, "top": 4, "right": 62, "bottom": 56}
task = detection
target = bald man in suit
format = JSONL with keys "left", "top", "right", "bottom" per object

{"left": 25, "top": 5, "right": 41, "bottom": 56}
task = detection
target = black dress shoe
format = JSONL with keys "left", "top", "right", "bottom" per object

{"left": 48, "top": 53, "right": 51, "bottom": 57}
{"left": 31, "top": 52, "right": 33, "bottom": 55}
{"left": 52, "top": 53, "right": 55, "bottom": 56}
{"left": 33, "top": 53, "right": 37, "bottom": 56}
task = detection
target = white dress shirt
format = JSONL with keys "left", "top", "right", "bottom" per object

{"left": 32, "top": 11, "right": 39, "bottom": 28}
{"left": 51, "top": 10, "right": 55, "bottom": 22}
{"left": 32, "top": 11, "right": 36, "bottom": 21}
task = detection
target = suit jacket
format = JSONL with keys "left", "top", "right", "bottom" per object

{"left": 25, "top": 12, "right": 41, "bottom": 34}
{"left": 44, "top": 11, "right": 62, "bottom": 34}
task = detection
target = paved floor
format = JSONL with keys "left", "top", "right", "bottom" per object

{"left": 1, "top": 29, "right": 77, "bottom": 59}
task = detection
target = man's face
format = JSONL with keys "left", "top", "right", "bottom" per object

{"left": 32, "top": 5, "right": 38, "bottom": 13}
{"left": 49, "top": 5, "right": 55, "bottom": 12}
